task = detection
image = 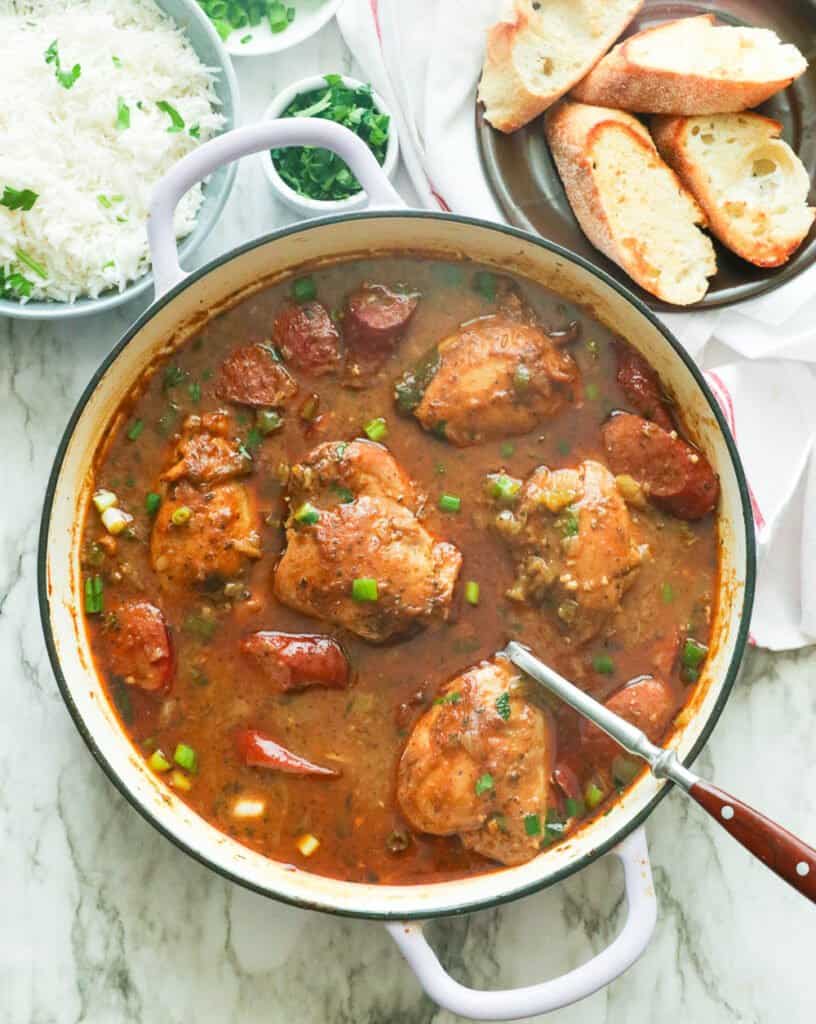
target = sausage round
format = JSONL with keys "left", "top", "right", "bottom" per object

{"left": 615, "top": 342, "right": 674, "bottom": 432}
{"left": 602, "top": 412, "right": 719, "bottom": 520}
{"left": 272, "top": 301, "right": 342, "bottom": 376}
{"left": 106, "top": 600, "right": 173, "bottom": 693}
{"left": 215, "top": 343, "right": 297, "bottom": 407}
{"left": 580, "top": 675, "right": 676, "bottom": 767}
{"left": 241, "top": 631, "right": 350, "bottom": 691}
{"left": 344, "top": 283, "right": 418, "bottom": 356}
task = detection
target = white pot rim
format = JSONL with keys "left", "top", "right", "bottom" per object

{"left": 260, "top": 74, "right": 400, "bottom": 216}
{"left": 38, "top": 211, "right": 756, "bottom": 921}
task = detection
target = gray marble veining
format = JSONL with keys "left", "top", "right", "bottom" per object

{"left": 1, "top": 22, "right": 814, "bottom": 1024}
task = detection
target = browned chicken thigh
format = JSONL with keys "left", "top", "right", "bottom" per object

{"left": 398, "top": 657, "right": 554, "bottom": 865}
{"left": 274, "top": 439, "right": 462, "bottom": 642}
{"left": 151, "top": 413, "right": 262, "bottom": 592}
{"left": 396, "top": 311, "right": 580, "bottom": 446}
{"left": 496, "top": 460, "right": 645, "bottom": 644}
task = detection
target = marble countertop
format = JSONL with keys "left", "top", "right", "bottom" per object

{"left": 2, "top": 21, "right": 814, "bottom": 1024}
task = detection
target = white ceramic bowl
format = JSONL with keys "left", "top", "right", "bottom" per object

{"left": 261, "top": 74, "right": 399, "bottom": 216}
{"left": 222, "top": 0, "right": 344, "bottom": 55}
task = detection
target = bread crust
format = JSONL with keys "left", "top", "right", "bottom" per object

{"left": 571, "top": 15, "right": 806, "bottom": 114}
{"left": 479, "top": 0, "right": 643, "bottom": 133}
{"left": 652, "top": 113, "right": 816, "bottom": 267}
{"left": 545, "top": 102, "right": 714, "bottom": 303}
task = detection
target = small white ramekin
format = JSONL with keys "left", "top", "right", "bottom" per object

{"left": 261, "top": 74, "right": 399, "bottom": 216}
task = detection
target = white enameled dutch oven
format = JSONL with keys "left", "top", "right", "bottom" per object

{"left": 39, "top": 120, "right": 756, "bottom": 1020}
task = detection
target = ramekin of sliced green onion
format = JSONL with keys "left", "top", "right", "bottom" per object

{"left": 198, "top": 0, "right": 345, "bottom": 55}
{"left": 261, "top": 74, "right": 399, "bottom": 215}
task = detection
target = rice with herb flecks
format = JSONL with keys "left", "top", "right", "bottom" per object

{"left": 0, "top": 0, "right": 225, "bottom": 303}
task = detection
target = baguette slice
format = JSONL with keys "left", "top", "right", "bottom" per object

{"left": 652, "top": 113, "right": 815, "bottom": 267}
{"left": 545, "top": 102, "right": 717, "bottom": 305}
{"left": 571, "top": 15, "right": 808, "bottom": 114}
{"left": 479, "top": 0, "right": 643, "bottom": 133}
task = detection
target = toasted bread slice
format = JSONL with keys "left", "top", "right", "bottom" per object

{"left": 479, "top": 0, "right": 643, "bottom": 133}
{"left": 545, "top": 102, "right": 717, "bottom": 305}
{"left": 571, "top": 14, "right": 807, "bottom": 114}
{"left": 652, "top": 112, "right": 815, "bottom": 267}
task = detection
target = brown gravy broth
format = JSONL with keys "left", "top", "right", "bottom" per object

{"left": 81, "top": 258, "right": 719, "bottom": 883}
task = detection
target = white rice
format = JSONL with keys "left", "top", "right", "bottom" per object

{"left": 0, "top": 0, "right": 226, "bottom": 303}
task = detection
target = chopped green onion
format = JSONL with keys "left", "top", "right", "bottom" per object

{"left": 115, "top": 97, "right": 130, "bottom": 130}
{"left": 472, "top": 270, "right": 496, "bottom": 302}
{"left": 240, "top": 33, "right": 252, "bottom": 43}
{"left": 486, "top": 473, "right": 521, "bottom": 503}
{"left": 465, "top": 580, "right": 480, "bottom": 606}
{"left": 145, "top": 492, "right": 161, "bottom": 516}
{"left": 156, "top": 100, "right": 185, "bottom": 133}
{"left": 92, "top": 489, "right": 117, "bottom": 514}
{"left": 438, "top": 493, "right": 461, "bottom": 513}
{"left": 268, "top": 2, "right": 289, "bottom": 31}
{"left": 495, "top": 691, "right": 511, "bottom": 721}
{"left": 661, "top": 582, "right": 675, "bottom": 604}
{"left": 500, "top": 441, "right": 515, "bottom": 459}
{"left": 585, "top": 781, "right": 605, "bottom": 809}
{"left": 244, "top": 427, "right": 264, "bottom": 453}
{"left": 101, "top": 507, "right": 133, "bottom": 535}
{"left": 331, "top": 483, "right": 354, "bottom": 504}
{"left": 163, "top": 365, "right": 184, "bottom": 390}
{"left": 364, "top": 417, "right": 388, "bottom": 442}
{"left": 681, "top": 637, "right": 708, "bottom": 682}
{"left": 434, "top": 691, "right": 462, "bottom": 706}
{"left": 148, "top": 749, "right": 171, "bottom": 773}
{"left": 97, "top": 194, "right": 112, "bottom": 209}
{"left": 188, "top": 381, "right": 201, "bottom": 403}
{"left": 183, "top": 614, "right": 216, "bottom": 641}
{"left": 592, "top": 653, "right": 615, "bottom": 675}
{"left": 84, "top": 575, "right": 104, "bottom": 614}
{"left": 475, "top": 773, "right": 494, "bottom": 796}
{"left": 351, "top": 577, "right": 378, "bottom": 602}
{"left": 1, "top": 186, "right": 38, "bottom": 211}
{"left": 524, "top": 813, "right": 541, "bottom": 836}
{"left": 513, "top": 364, "right": 531, "bottom": 393}
{"left": 256, "top": 409, "right": 283, "bottom": 435}
{"left": 126, "top": 419, "right": 144, "bottom": 441}
{"left": 293, "top": 502, "right": 320, "bottom": 526}
{"left": 585, "top": 382, "right": 600, "bottom": 401}
{"left": 15, "top": 248, "right": 47, "bottom": 280}
{"left": 292, "top": 276, "right": 317, "bottom": 302}
{"left": 171, "top": 505, "right": 192, "bottom": 526}
{"left": 558, "top": 509, "right": 579, "bottom": 537}
{"left": 544, "top": 808, "right": 566, "bottom": 841}
{"left": 188, "top": 123, "right": 200, "bottom": 140}
{"left": 565, "top": 797, "right": 585, "bottom": 819}
{"left": 173, "top": 743, "right": 198, "bottom": 772}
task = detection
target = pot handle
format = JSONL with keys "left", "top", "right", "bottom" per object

{"left": 386, "top": 826, "right": 656, "bottom": 1020}
{"left": 147, "top": 120, "right": 405, "bottom": 298}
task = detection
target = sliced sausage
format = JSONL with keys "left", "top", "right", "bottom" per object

{"left": 580, "top": 675, "right": 676, "bottom": 767}
{"left": 344, "top": 283, "right": 419, "bottom": 358}
{"left": 236, "top": 729, "right": 338, "bottom": 776}
{"left": 106, "top": 600, "right": 173, "bottom": 693}
{"left": 215, "top": 343, "right": 297, "bottom": 407}
{"left": 241, "top": 631, "right": 350, "bottom": 692}
{"left": 602, "top": 412, "right": 719, "bottom": 520}
{"left": 615, "top": 343, "right": 674, "bottom": 432}
{"left": 272, "top": 300, "right": 342, "bottom": 376}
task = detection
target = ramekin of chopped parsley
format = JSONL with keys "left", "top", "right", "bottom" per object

{"left": 262, "top": 74, "right": 397, "bottom": 209}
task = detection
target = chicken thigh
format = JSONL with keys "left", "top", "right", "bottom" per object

{"left": 397, "top": 657, "right": 554, "bottom": 865}
{"left": 396, "top": 314, "right": 580, "bottom": 446}
{"left": 274, "top": 440, "right": 462, "bottom": 642}
{"left": 496, "top": 460, "right": 644, "bottom": 644}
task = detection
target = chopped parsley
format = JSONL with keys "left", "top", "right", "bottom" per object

{"left": 495, "top": 692, "right": 511, "bottom": 721}
{"left": 1, "top": 187, "right": 38, "bottom": 211}
{"left": 116, "top": 97, "right": 130, "bottom": 130}
{"left": 44, "top": 40, "right": 81, "bottom": 89}
{"left": 15, "top": 248, "right": 47, "bottom": 279}
{"left": 157, "top": 100, "right": 185, "bottom": 133}
{"left": 271, "top": 75, "right": 390, "bottom": 202}
{"left": 434, "top": 691, "right": 462, "bottom": 706}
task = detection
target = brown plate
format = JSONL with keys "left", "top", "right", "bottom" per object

{"left": 476, "top": 0, "right": 816, "bottom": 311}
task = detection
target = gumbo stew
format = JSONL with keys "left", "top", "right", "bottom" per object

{"left": 81, "top": 257, "right": 720, "bottom": 884}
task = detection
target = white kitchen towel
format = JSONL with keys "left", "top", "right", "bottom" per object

{"left": 338, "top": 0, "right": 816, "bottom": 649}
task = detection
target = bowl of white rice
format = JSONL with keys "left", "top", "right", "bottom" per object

{"left": 0, "top": 0, "right": 239, "bottom": 319}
